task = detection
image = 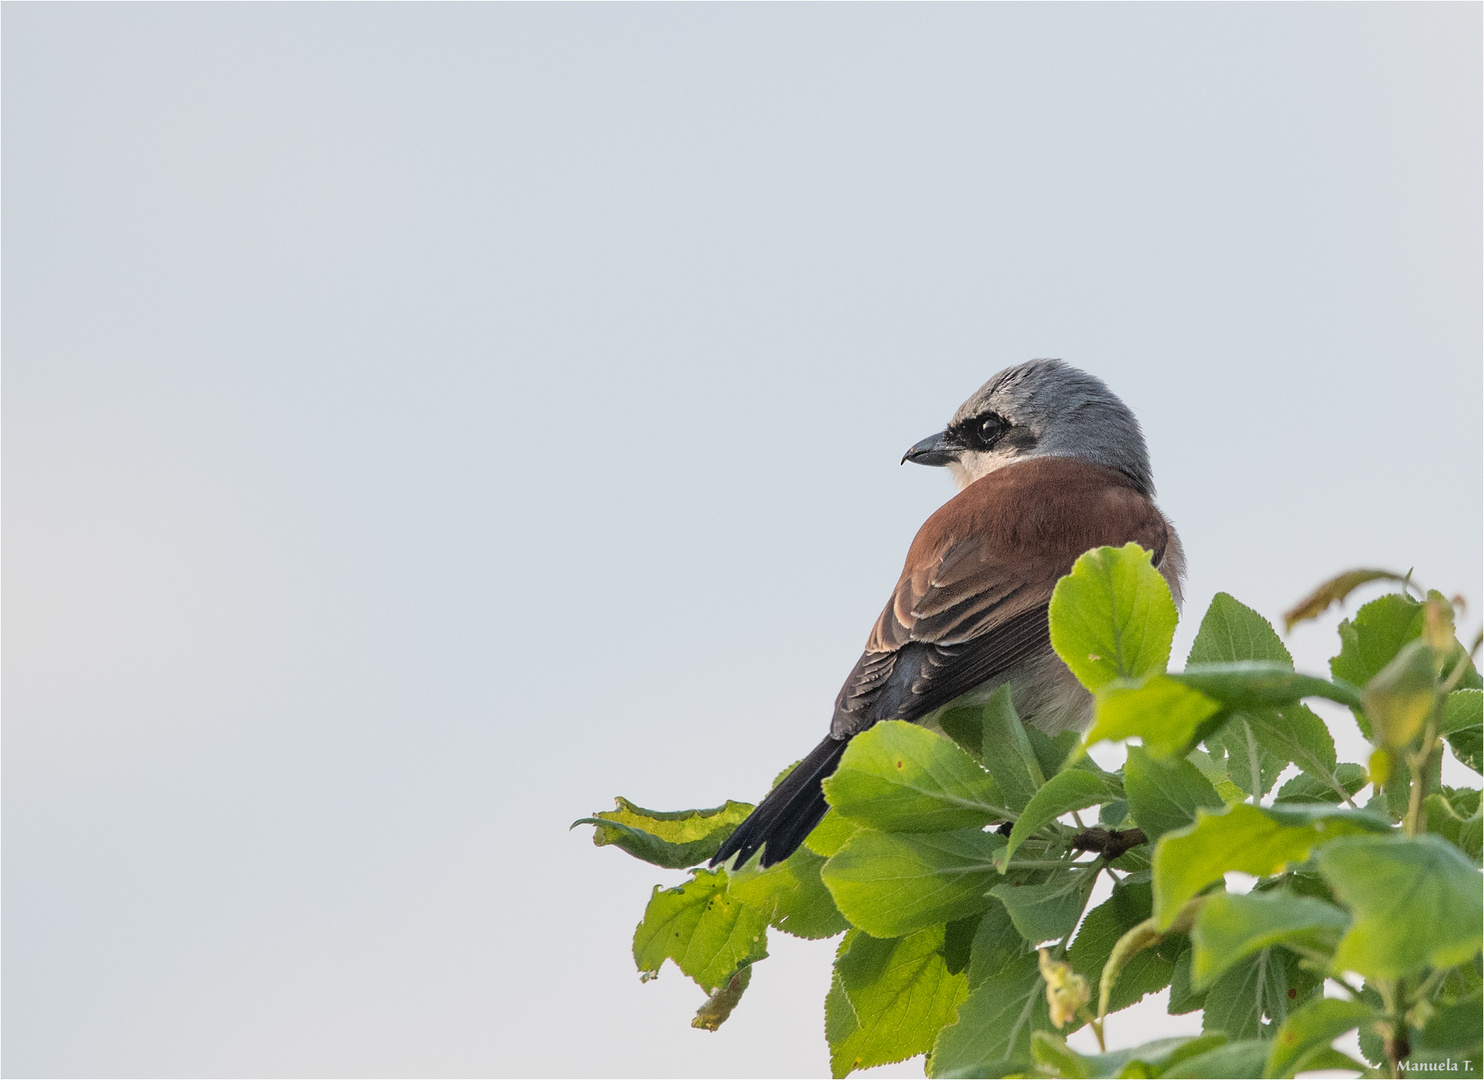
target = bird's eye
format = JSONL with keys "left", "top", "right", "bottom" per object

{"left": 963, "top": 412, "right": 1008, "bottom": 450}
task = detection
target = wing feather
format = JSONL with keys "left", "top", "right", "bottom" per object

{"left": 838, "top": 457, "right": 1174, "bottom": 734}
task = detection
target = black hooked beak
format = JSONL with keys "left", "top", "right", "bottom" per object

{"left": 901, "top": 430, "right": 960, "bottom": 467}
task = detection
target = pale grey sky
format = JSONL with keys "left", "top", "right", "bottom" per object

{"left": 4, "top": 4, "right": 1480, "bottom": 1078}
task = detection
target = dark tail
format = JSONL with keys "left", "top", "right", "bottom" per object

{"left": 710, "top": 735, "right": 848, "bottom": 869}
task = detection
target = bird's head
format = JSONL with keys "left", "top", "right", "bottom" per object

{"left": 902, "top": 359, "right": 1155, "bottom": 495}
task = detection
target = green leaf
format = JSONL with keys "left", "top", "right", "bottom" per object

{"left": 1027, "top": 727, "right": 1084, "bottom": 782}
{"left": 942, "top": 913, "right": 980, "bottom": 976}
{"left": 1032, "top": 1033, "right": 1228, "bottom": 1079}
{"left": 1152, "top": 803, "right": 1384, "bottom": 928}
{"left": 823, "top": 721, "right": 1010, "bottom": 831}
{"left": 1263, "top": 995, "right": 1375, "bottom": 1078}
{"left": 1027, "top": 1032, "right": 1090, "bottom": 1078}
{"left": 1206, "top": 716, "right": 1287, "bottom": 799}
{"left": 828, "top": 926, "right": 969, "bottom": 1078}
{"left": 1049, "top": 543, "right": 1178, "bottom": 692}
{"left": 1444, "top": 689, "right": 1483, "bottom": 773}
{"left": 824, "top": 966, "right": 859, "bottom": 1070}
{"left": 928, "top": 951, "right": 1048, "bottom": 1078}
{"left": 1190, "top": 890, "right": 1349, "bottom": 989}
{"left": 1412, "top": 990, "right": 1484, "bottom": 1062}
{"left": 1186, "top": 747, "right": 1246, "bottom": 804}
{"left": 937, "top": 704, "right": 986, "bottom": 760}
{"left": 575, "top": 797, "right": 754, "bottom": 868}
{"left": 991, "top": 867, "right": 1100, "bottom": 943}
{"left": 1000, "top": 769, "right": 1124, "bottom": 868}
{"left": 976, "top": 685, "right": 1045, "bottom": 812}
{"left": 633, "top": 868, "right": 770, "bottom": 992}
{"left": 1183, "top": 597, "right": 1333, "bottom": 800}
{"left": 1173, "top": 661, "right": 1362, "bottom": 711}
{"left": 1123, "top": 746, "right": 1224, "bottom": 841}
{"left": 967, "top": 897, "right": 1030, "bottom": 989}
{"left": 1168, "top": 944, "right": 1207, "bottom": 1015}
{"left": 803, "top": 809, "right": 860, "bottom": 858}
{"left": 1331, "top": 593, "right": 1428, "bottom": 738}
{"left": 1066, "top": 878, "right": 1176, "bottom": 1014}
{"left": 1363, "top": 639, "right": 1440, "bottom": 749}
{"left": 1423, "top": 792, "right": 1474, "bottom": 858}
{"left": 726, "top": 846, "right": 850, "bottom": 940}
{"left": 1085, "top": 675, "right": 1221, "bottom": 758}
{"left": 822, "top": 828, "right": 1002, "bottom": 938}
{"left": 1275, "top": 763, "right": 1368, "bottom": 805}
{"left": 1316, "top": 833, "right": 1484, "bottom": 979}
{"left": 1161, "top": 1039, "right": 1269, "bottom": 1079}
{"left": 1242, "top": 704, "right": 1344, "bottom": 794}
{"left": 1188, "top": 591, "right": 1293, "bottom": 667}
{"left": 1200, "top": 947, "right": 1313, "bottom": 1040}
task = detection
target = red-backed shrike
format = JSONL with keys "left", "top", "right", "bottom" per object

{"left": 713, "top": 359, "right": 1184, "bottom": 868}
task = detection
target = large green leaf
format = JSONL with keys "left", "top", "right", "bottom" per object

{"left": 803, "top": 809, "right": 860, "bottom": 858}
{"left": 1188, "top": 592, "right": 1291, "bottom": 666}
{"left": 976, "top": 685, "right": 1045, "bottom": 812}
{"left": 1316, "top": 833, "right": 1484, "bottom": 979}
{"left": 1263, "top": 996, "right": 1375, "bottom": 1078}
{"left": 1066, "top": 878, "right": 1176, "bottom": 1014}
{"left": 823, "top": 721, "right": 1010, "bottom": 831}
{"left": 1189, "top": 890, "right": 1349, "bottom": 989}
{"left": 1027, "top": 727, "right": 1084, "bottom": 783}
{"left": 1152, "top": 803, "right": 1385, "bottom": 928}
{"left": 1173, "top": 662, "right": 1362, "bottom": 711}
{"left": 1167, "top": 944, "right": 1206, "bottom": 1015}
{"left": 1422, "top": 792, "right": 1482, "bottom": 862}
{"left": 942, "top": 913, "right": 980, "bottom": 976}
{"left": 1000, "top": 768, "right": 1124, "bottom": 868}
{"left": 633, "top": 868, "right": 771, "bottom": 992}
{"left": 1238, "top": 704, "right": 1345, "bottom": 797}
{"left": 822, "top": 828, "right": 1002, "bottom": 938}
{"left": 1123, "top": 745, "right": 1224, "bottom": 841}
{"left": 575, "top": 797, "right": 754, "bottom": 868}
{"left": 1274, "top": 762, "right": 1368, "bottom": 806}
{"left": 1206, "top": 716, "right": 1287, "bottom": 799}
{"left": 1444, "top": 689, "right": 1482, "bottom": 773}
{"left": 1085, "top": 675, "right": 1221, "bottom": 758}
{"left": 1049, "top": 543, "right": 1178, "bottom": 692}
{"left": 1331, "top": 593, "right": 1428, "bottom": 738}
{"left": 966, "top": 897, "right": 1030, "bottom": 989}
{"left": 1200, "top": 947, "right": 1314, "bottom": 1040}
{"left": 1162, "top": 1039, "right": 1269, "bottom": 1078}
{"left": 1186, "top": 746, "right": 1246, "bottom": 804}
{"left": 727, "top": 846, "right": 849, "bottom": 940}
{"left": 1411, "top": 990, "right": 1484, "bottom": 1066}
{"left": 1031, "top": 1033, "right": 1227, "bottom": 1079}
{"left": 1363, "top": 639, "right": 1440, "bottom": 749}
{"left": 1183, "top": 597, "right": 1305, "bottom": 800}
{"left": 991, "top": 866, "right": 1099, "bottom": 943}
{"left": 827, "top": 926, "right": 968, "bottom": 1078}
{"left": 928, "top": 951, "right": 1048, "bottom": 1078}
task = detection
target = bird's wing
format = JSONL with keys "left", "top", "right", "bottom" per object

{"left": 832, "top": 457, "right": 1171, "bottom": 737}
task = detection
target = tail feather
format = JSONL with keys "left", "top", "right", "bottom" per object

{"left": 710, "top": 735, "right": 848, "bottom": 869}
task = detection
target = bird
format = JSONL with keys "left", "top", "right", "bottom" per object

{"left": 711, "top": 359, "right": 1185, "bottom": 870}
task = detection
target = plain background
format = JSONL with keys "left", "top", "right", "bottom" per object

{"left": 4, "top": 4, "right": 1480, "bottom": 1077}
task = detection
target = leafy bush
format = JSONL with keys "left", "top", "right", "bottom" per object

{"left": 577, "top": 546, "right": 1483, "bottom": 1078}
